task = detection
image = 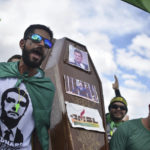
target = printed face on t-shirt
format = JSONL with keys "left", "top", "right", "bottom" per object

{"left": 4, "top": 92, "right": 27, "bottom": 120}
{"left": 0, "top": 80, "right": 34, "bottom": 149}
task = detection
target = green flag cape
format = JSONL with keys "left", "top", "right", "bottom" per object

{"left": 122, "top": 0, "right": 150, "bottom": 13}
{"left": 0, "top": 62, "right": 55, "bottom": 150}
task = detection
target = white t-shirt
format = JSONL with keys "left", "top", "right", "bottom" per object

{"left": 0, "top": 78, "right": 35, "bottom": 150}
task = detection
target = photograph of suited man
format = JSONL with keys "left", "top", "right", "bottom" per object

{"left": 0, "top": 87, "right": 29, "bottom": 143}
{"left": 69, "top": 49, "right": 89, "bottom": 71}
{"left": 72, "top": 80, "right": 87, "bottom": 97}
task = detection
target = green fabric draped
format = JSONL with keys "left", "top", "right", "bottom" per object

{"left": 106, "top": 113, "right": 123, "bottom": 136}
{"left": 0, "top": 62, "right": 55, "bottom": 150}
{"left": 122, "top": 0, "right": 150, "bottom": 13}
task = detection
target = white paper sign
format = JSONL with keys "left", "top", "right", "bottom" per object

{"left": 65, "top": 102, "right": 105, "bottom": 132}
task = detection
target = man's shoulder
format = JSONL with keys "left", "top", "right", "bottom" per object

{"left": 0, "top": 62, "right": 17, "bottom": 70}
{"left": 123, "top": 118, "right": 140, "bottom": 124}
{"left": 82, "top": 63, "right": 88, "bottom": 70}
{"left": 119, "top": 118, "right": 141, "bottom": 129}
{"left": 15, "top": 128, "right": 23, "bottom": 143}
{"left": 0, "top": 62, "right": 18, "bottom": 78}
{"left": 16, "top": 128, "right": 23, "bottom": 135}
{"left": 82, "top": 63, "right": 88, "bottom": 67}
{"left": 0, "top": 62, "right": 9, "bottom": 67}
{"left": 69, "top": 61, "right": 76, "bottom": 65}
{"left": 0, "top": 62, "right": 16, "bottom": 65}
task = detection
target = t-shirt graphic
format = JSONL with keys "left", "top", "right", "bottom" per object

{"left": 0, "top": 78, "right": 35, "bottom": 150}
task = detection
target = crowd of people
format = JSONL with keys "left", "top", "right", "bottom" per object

{"left": 1, "top": 24, "right": 150, "bottom": 150}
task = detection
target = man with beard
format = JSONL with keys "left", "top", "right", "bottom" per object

{"left": 106, "top": 75, "right": 128, "bottom": 142}
{"left": 0, "top": 24, "right": 55, "bottom": 150}
{"left": 0, "top": 88, "right": 29, "bottom": 143}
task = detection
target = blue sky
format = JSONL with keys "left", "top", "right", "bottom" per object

{"left": 0, "top": 0, "right": 150, "bottom": 119}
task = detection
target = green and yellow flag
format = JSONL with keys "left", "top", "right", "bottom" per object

{"left": 122, "top": 0, "right": 150, "bottom": 13}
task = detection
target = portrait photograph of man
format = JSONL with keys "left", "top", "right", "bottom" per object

{"left": 68, "top": 44, "right": 90, "bottom": 71}
{"left": 0, "top": 87, "right": 30, "bottom": 149}
{"left": 64, "top": 75, "right": 99, "bottom": 103}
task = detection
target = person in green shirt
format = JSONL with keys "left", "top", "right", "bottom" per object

{"left": 110, "top": 104, "right": 150, "bottom": 150}
{"left": 106, "top": 75, "right": 128, "bottom": 142}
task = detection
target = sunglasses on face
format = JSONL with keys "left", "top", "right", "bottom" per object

{"left": 111, "top": 104, "right": 126, "bottom": 111}
{"left": 28, "top": 33, "right": 52, "bottom": 49}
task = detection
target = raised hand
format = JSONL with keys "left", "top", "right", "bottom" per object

{"left": 112, "top": 75, "right": 119, "bottom": 90}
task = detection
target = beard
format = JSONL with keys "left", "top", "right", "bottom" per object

{"left": 22, "top": 46, "right": 45, "bottom": 68}
{"left": 110, "top": 112, "right": 125, "bottom": 122}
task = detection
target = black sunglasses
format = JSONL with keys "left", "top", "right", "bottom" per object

{"left": 111, "top": 104, "right": 126, "bottom": 111}
{"left": 28, "top": 33, "right": 52, "bottom": 49}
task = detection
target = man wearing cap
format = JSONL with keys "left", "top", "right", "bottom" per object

{"left": 106, "top": 75, "right": 128, "bottom": 142}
